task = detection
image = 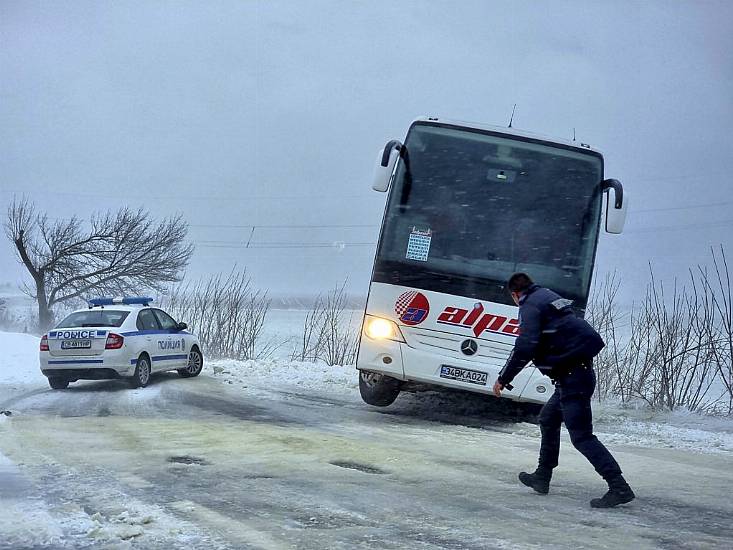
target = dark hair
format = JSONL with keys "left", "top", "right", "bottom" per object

{"left": 507, "top": 272, "right": 534, "bottom": 293}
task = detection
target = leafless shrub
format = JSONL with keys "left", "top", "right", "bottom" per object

{"left": 291, "top": 281, "right": 359, "bottom": 366}
{"left": 0, "top": 298, "right": 13, "bottom": 331}
{"left": 626, "top": 271, "right": 719, "bottom": 412}
{"left": 587, "top": 248, "right": 731, "bottom": 414}
{"left": 162, "top": 269, "right": 277, "bottom": 361}
{"left": 291, "top": 295, "right": 328, "bottom": 362}
{"left": 694, "top": 246, "right": 733, "bottom": 414}
{"left": 586, "top": 272, "right": 631, "bottom": 401}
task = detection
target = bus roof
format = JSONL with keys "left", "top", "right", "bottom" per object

{"left": 412, "top": 116, "right": 603, "bottom": 155}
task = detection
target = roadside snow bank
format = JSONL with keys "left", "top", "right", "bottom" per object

{"left": 593, "top": 402, "right": 733, "bottom": 454}
{"left": 1, "top": 331, "right": 44, "bottom": 385}
{"left": 208, "top": 357, "right": 358, "bottom": 395}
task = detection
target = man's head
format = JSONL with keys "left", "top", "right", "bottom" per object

{"left": 507, "top": 272, "right": 534, "bottom": 305}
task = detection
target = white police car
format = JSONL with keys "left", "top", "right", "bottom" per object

{"left": 39, "top": 297, "right": 203, "bottom": 390}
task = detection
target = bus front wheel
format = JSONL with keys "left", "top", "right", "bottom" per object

{"left": 359, "top": 370, "right": 402, "bottom": 407}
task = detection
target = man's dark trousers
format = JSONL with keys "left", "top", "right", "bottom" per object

{"left": 537, "top": 362, "right": 622, "bottom": 479}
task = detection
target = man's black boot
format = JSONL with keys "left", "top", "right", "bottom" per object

{"left": 590, "top": 475, "right": 635, "bottom": 508}
{"left": 518, "top": 468, "right": 551, "bottom": 495}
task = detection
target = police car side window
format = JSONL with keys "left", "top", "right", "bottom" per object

{"left": 136, "top": 309, "right": 161, "bottom": 331}
{"left": 152, "top": 309, "right": 178, "bottom": 330}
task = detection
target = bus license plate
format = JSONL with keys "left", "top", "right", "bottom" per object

{"left": 440, "top": 365, "right": 488, "bottom": 386}
{"left": 61, "top": 340, "right": 92, "bottom": 350}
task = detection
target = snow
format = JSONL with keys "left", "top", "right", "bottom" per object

{"left": 1, "top": 331, "right": 45, "bottom": 385}
{"left": 209, "top": 357, "right": 359, "bottom": 394}
{"left": 2, "top": 326, "right": 732, "bottom": 459}
{"left": 206, "top": 356, "right": 733, "bottom": 456}
{"left": 1, "top": 326, "right": 733, "bottom": 548}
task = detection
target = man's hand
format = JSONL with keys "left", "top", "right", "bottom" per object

{"left": 492, "top": 380, "right": 504, "bottom": 397}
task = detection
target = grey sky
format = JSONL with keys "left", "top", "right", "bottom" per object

{"left": 1, "top": 0, "right": 732, "bottom": 299}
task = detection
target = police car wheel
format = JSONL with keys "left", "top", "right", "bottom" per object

{"left": 129, "top": 355, "right": 151, "bottom": 388}
{"left": 178, "top": 348, "right": 203, "bottom": 378}
{"left": 359, "top": 370, "right": 402, "bottom": 407}
{"left": 48, "top": 376, "right": 69, "bottom": 390}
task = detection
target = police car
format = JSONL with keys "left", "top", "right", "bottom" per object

{"left": 39, "top": 297, "right": 203, "bottom": 390}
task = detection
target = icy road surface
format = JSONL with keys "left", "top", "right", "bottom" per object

{"left": 1, "top": 374, "right": 732, "bottom": 550}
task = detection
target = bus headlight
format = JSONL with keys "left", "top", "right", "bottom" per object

{"left": 364, "top": 315, "right": 405, "bottom": 342}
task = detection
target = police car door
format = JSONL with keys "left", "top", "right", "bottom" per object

{"left": 151, "top": 308, "right": 188, "bottom": 369}
{"left": 136, "top": 308, "right": 162, "bottom": 369}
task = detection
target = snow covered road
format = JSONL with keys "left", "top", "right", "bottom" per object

{"left": 1, "top": 373, "right": 732, "bottom": 549}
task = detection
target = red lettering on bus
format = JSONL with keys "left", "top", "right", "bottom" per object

{"left": 437, "top": 305, "right": 519, "bottom": 338}
{"left": 462, "top": 303, "right": 484, "bottom": 326}
{"left": 472, "top": 313, "right": 507, "bottom": 337}
{"left": 502, "top": 318, "right": 520, "bottom": 335}
{"left": 437, "top": 307, "right": 468, "bottom": 324}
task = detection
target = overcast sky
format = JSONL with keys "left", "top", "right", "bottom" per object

{"left": 1, "top": 0, "right": 732, "bottom": 301}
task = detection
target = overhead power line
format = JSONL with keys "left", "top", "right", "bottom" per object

{"left": 189, "top": 223, "right": 378, "bottom": 229}
{"left": 625, "top": 219, "right": 733, "bottom": 234}
{"left": 0, "top": 189, "right": 372, "bottom": 202}
{"left": 197, "top": 242, "right": 376, "bottom": 250}
{"left": 631, "top": 201, "right": 733, "bottom": 214}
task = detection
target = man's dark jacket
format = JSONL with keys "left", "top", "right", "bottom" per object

{"left": 497, "top": 284, "right": 605, "bottom": 385}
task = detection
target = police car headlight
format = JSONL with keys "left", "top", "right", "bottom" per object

{"left": 364, "top": 316, "right": 405, "bottom": 342}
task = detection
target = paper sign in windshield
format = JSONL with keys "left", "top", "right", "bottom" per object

{"left": 406, "top": 227, "right": 432, "bottom": 262}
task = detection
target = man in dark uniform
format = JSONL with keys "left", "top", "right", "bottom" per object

{"left": 492, "top": 273, "right": 635, "bottom": 508}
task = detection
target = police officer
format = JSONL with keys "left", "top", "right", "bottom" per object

{"left": 492, "top": 273, "right": 635, "bottom": 508}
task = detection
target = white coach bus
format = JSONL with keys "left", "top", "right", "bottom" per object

{"left": 356, "top": 117, "right": 627, "bottom": 406}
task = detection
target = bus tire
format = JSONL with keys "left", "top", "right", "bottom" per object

{"left": 48, "top": 376, "right": 69, "bottom": 390}
{"left": 359, "top": 370, "right": 402, "bottom": 407}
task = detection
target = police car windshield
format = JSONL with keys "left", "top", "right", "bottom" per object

{"left": 56, "top": 310, "right": 130, "bottom": 328}
{"left": 373, "top": 123, "right": 604, "bottom": 308}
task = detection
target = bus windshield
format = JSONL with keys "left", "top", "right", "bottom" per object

{"left": 373, "top": 123, "right": 604, "bottom": 308}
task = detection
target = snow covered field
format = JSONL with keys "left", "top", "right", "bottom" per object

{"left": 2, "top": 331, "right": 45, "bottom": 386}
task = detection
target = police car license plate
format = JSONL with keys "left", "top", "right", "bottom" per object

{"left": 440, "top": 365, "right": 488, "bottom": 386}
{"left": 61, "top": 340, "right": 92, "bottom": 350}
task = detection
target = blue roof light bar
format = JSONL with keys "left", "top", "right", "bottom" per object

{"left": 88, "top": 297, "right": 153, "bottom": 307}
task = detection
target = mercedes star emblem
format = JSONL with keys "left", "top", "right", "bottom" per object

{"left": 460, "top": 339, "right": 478, "bottom": 356}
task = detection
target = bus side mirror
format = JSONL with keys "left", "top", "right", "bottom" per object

{"left": 371, "top": 140, "right": 402, "bottom": 192}
{"left": 603, "top": 179, "right": 628, "bottom": 234}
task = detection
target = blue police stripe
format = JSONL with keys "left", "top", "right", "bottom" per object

{"left": 48, "top": 359, "right": 104, "bottom": 365}
{"left": 151, "top": 354, "right": 188, "bottom": 362}
{"left": 130, "top": 354, "right": 189, "bottom": 365}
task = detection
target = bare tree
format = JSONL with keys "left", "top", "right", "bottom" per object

{"left": 5, "top": 198, "right": 193, "bottom": 331}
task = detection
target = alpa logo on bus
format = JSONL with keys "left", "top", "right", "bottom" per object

{"left": 437, "top": 302, "right": 520, "bottom": 338}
